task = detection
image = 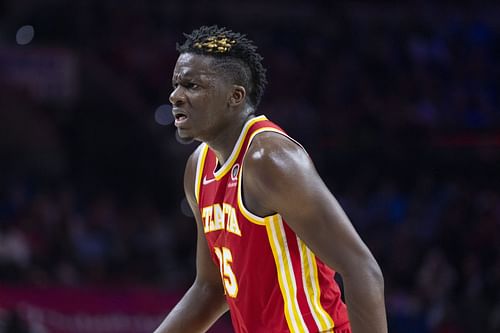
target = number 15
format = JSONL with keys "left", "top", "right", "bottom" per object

{"left": 214, "top": 247, "right": 239, "bottom": 298}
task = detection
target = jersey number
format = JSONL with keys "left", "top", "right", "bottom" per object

{"left": 214, "top": 247, "right": 238, "bottom": 298}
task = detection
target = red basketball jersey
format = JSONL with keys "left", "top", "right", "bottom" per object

{"left": 195, "top": 115, "right": 350, "bottom": 333}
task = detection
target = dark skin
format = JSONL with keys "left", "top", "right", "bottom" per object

{"left": 154, "top": 53, "right": 387, "bottom": 333}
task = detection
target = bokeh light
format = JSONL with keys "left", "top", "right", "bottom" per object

{"left": 154, "top": 104, "right": 174, "bottom": 125}
{"left": 16, "top": 25, "right": 35, "bottom": 45}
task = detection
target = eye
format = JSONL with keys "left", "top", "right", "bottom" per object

{"left": 186, "top": 82, "right": 199, "bottom": 89}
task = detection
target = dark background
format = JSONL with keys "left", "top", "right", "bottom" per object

{"left": 0, "top": 1, "right": 499, "bottom": 332}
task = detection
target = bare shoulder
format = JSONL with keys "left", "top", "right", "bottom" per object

{"left": 244, "top": 131, "right": 313, "bottom": 183}
{"left": 242, "top": 131, "right": 320, "bottom": 216}
{"left": 184, "top": 143, "right": 206, "bottom": 199}
{"left": 186, "top": 143, "right": 206, "bottom": 169}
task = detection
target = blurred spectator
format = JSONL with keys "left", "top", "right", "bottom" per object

{"left": 0, "top": 222, "right": 31, "bottom": 281}
{"left": 1, "top": 309, "right": 31, "bottom": 333}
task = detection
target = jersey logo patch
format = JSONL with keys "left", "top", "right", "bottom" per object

{"left": 231, "top": 163, "right": 240, "bottom": 181}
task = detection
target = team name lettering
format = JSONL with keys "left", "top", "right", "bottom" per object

{"left": 202, "top": 203, "right": 241, "bottom": 236}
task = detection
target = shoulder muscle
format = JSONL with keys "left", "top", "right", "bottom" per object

{"left": 243, "top": 131, "right": 319, "bottom": 215}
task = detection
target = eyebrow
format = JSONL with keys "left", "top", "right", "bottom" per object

{"left": 172, "top": 70, "right": 215, "bottom": 84}
{"left": 173, "top": 64, "right": 218, "bottom": 76}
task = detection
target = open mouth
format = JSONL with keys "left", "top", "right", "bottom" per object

{"left": 173, "top": 110, "right": 188, "bottom": 126}
{"left": 175, "top": 114, "right": 187, "bottom": 122}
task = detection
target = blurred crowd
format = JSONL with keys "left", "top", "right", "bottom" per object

{"left": 1, "top": 1, "right": 499, "bottom": 332}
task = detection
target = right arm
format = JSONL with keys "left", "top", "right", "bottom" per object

{"left": 154, "top": 147, "right": 228, "bottom": 333}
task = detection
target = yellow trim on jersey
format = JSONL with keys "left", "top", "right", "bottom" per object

{"left": 266, "top": 215, "right": 308, "bottom": 333}
{"left": 298, "top": 238, "right": 335, "bottom": 330}
{"left": 195, "top": 144, "right": 209, "bottom": 203}
{"left": 213, "top": 115, "right": 267, "bottom": 180}
{"left": 236, "top": 127, "right": 284, "bottom": 226}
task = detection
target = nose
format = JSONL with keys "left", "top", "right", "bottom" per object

{"left": 169, "top": 86, "right": 185, "bottom": 106}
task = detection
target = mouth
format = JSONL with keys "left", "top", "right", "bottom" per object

{"left": 173, "top": 109, "right": 189, "bottom": 127}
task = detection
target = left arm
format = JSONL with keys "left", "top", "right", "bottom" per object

{"left": 242, "top": 132, "right": 387, "bottom": 333}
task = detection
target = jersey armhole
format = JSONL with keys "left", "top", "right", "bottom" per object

{"left": 236, "top": 128, "right": 306, "bottom": 226}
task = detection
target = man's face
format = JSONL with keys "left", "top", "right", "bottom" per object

{"left": 170, "top": 53, "right": 233, "bottom": 143}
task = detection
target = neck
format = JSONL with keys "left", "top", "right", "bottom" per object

{"left": 208, "top": 108, "right": 255, "bottom": 165}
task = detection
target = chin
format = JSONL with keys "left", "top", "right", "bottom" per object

{"left": 175, "top": 130, "right": 195, "bottom": 145}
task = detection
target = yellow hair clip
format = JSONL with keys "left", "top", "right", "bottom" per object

{"left": 194, "top": 35, "right": 236, "bottom": 54}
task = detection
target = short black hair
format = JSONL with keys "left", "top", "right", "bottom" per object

{"left": 176, "top": 25, "right": 267, "bottom": 109}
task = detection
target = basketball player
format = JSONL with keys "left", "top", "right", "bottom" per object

{"left": 154, "top": 26, "right": 387, "bottom": 333}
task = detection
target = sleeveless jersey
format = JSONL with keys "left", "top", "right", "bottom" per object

{"left": 194, "top": 115, "right": 350, "bottom": 333}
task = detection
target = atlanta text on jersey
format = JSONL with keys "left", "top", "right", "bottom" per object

{"left": 202, "top": 203, "right": 242, "bottom": 236}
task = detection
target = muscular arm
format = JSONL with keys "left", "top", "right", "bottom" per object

{"left": 154, "top": 147, "right": 228, "bottom": 333}
{"left": 243, "top": 133, "right": 387, "bottom": 333}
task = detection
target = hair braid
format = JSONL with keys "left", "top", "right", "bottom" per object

{"left": 176, "top": 25, "right": 267, "bottom": 108}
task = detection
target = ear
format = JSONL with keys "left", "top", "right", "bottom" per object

{"left": 229, "top": 85, "right": 246, "bottom": 107}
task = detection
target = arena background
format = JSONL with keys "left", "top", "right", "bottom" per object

{"left": 1, "top": 1, "right": 499, "bottom": 332}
